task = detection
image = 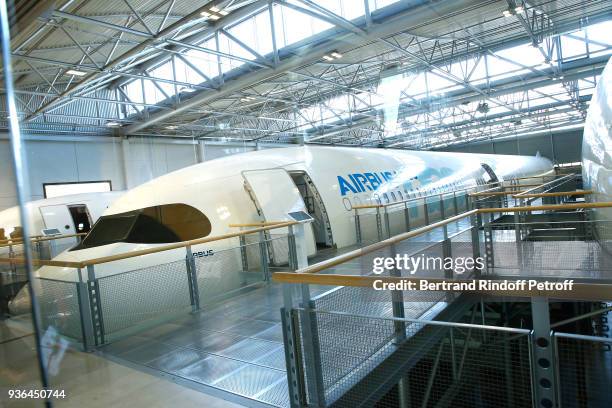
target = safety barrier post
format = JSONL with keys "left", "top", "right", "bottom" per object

{"left": 258, "top": 230, "right": 271, "bottom": 282}
{"left": 453, "top": 191, "right": 459, "bottom": 215}
{"left": 86, "top": 265, "right": 105, "bottom": 347}
{"left": 376, "top": 207, "right": 384, "bottom": 242}
{"left": 283, "top": 224, "right": 302, "bottom": 408}
{"left": 470, "top": 213, "right": 481, "bottom": 277}
{"left": 403, "top": 201, "right": 410, "bottom": 233}
{"left": 354, "top": 208, "right": 362, "bottom": 245}
{"left": 424, "top": 199, "right": 430, "bottom": 226}
{"left": 76, "top": 267, "right": 96, "bottom": 351}
{"left": 239, "top": 235, "right": 248, "bottom": 272}
{"left": 530, "top": 298, "right": 557, "bottom": 408}
{"left": 185, "top": 246, "right": 200, "bottom": 311}
{"left": 283, "top": 222, "right": 325, "bottom": 407}
{"left": 484, "top": 221, "right": 494, "bottom": 273}
{"left": 440, "top": 194, "right": 447, "bottom": 238}
{"left": 384, "top": 206, "right": 391, "bottom": 239}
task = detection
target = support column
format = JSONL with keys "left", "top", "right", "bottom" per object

{"left": 120, "top": 137, "right": 131, "bottom": 189}
{"left": 530, "top": 297, "right": 557, "bottom": 408}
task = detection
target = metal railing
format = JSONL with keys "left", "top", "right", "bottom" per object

{"left": 275, "top": 200, "right": 612, "bottom": 408}
{"left": 553, "top": 331, "right": 612, "bottom": 408}
{"left": 0, "top": 221, "right": 299, "bottom": 349}
{"left": 351, "top": 181, "right": 507, "bottom": 244}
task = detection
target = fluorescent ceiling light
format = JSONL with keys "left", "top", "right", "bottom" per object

{"left": 219, "top": 10, "right": 229, "bottom": 16}
{"left": 201, "top": 11, "right": 210, "bottom": 17}
{"left": 330, "top": 51, "right": 342, "bottom": 59}
{"left": 322, "top": 55, "right": 334, "bottom": 61}
{"left": 503, "top": 10, "right": 512, "bottom": 17}
{"left": 514, "top": 6, "right": 524, "bottom": 13}
{"left": 210, "top": 6, "right": 220, "bottom": 12}
{"left": 66, "top": 69, "right": 86, "bottom": 76}
{"left": 209, "top": 14, "right": 220, "bottom": 20}
{"left": 106, "top": 121, "right": 121, "bottom": 127}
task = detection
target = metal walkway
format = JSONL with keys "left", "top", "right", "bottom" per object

{"left": 99, "top": 218, "right": 474, "bottom": 407}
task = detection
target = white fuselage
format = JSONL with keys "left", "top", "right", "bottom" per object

{"left": 582, "top": 58, "right": 612, "bottom": 243}
{"left": 0, "top": 191, "right": 124, "bottom": 255}
{"left": 36, "top": 146, "right": 553, "bottom": 283}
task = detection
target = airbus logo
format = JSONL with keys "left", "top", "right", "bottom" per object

{"left": 337, "top": 171, "right": 396, "bottom": 196}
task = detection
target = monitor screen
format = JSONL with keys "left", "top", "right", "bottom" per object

{"left": 288, "top": 211, "right": 314, "bottom": 222}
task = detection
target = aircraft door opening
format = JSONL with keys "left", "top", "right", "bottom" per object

{"left": 289, "top": 171, "right": 333, "bottom": 248}
{"left": 481, "top": 163, "right": 499, "bottom": 183}
{"left": 242, "top": 169, "right": 316, "bottom": 264}
{"left": 39, "top": 204, "right": 79, "bottom": 254}
{"left": 68, "top": 204, "right": 93, "bottom": 233}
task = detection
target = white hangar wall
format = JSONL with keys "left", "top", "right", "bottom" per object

{"left": 0, "top": 135, "right": 283, "bottom": 211}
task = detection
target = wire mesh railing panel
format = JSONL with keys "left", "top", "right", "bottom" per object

{"left": 296, "top": 309, "right": 398, "bottom": 404}
{"left": 243, "top": 233, "right": 264, "bottom": 271}
{"left": 489, "top": 225, "right": 612, "bottom": 278}
{"left": 555, "top": 334, "right": 612, "bottom": 408}
{"left": 97, "top": 259, "right": 191, "bottom": 336}
{"left": 296, "top": 309, "right": 533, "bottom": 408}
{"left": 269, "top": 234, "right": 290, "bottom": 266}
{"left": 385, "top": 207, "right": 409, "bottom": 237}
{"left": 357, "top": 212, "right": 382, "bottom": 244}
{"left": 449, "top": 229, "right": 476, "bottom": 277}
{"left": 36, "top": 278, "right": 81, "bottom": 340}
{"left": 426, "top": 196, "right": 443, "bottom": 223}
{"left": 195, "top": 244, "right": 265, "bottom": 304}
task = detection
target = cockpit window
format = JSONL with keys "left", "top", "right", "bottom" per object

{"left": 72, "top": 203, "right": 211, "bottom": 250}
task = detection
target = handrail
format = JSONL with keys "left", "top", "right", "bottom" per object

{"left": 514, "top": 173, "right": 576, "bottom": 197}
{"left": 2, "top": 201, "right": 609, "bottom": 271}
{"left": 292, "top": 210, "right": 478, "bottom": 275}
{"left": 229, "top": 221, "right": 290, "bottom": 228}
{"left": 468, "top": 190, "right": 525, "bottom": 197}
{"left": 288, "top": 201, "right": 612, "bottom": 276}
{"left": 511, "top": 190, "right": 592, "bottom": 199}
{"left": 0, "top": 233, "right": 86, "bottom": 248}
{"left": 0, "top": 257, "right": 83, "bottom": 268}
{"left": 508, "top": 173, "right": 572, "bottom": 182}
{"left": 0, "top": 220, "right": 298, "bottom": 269}
{"left": 271, "top": 274, "right": 612, "bottom": 301}
{"left": 477, "top": 201, "right": 612, "bottom": 213}
{"left": 351, "top": 180, "right": 505, "bottom": 210}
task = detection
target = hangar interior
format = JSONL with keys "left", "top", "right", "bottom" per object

{"left": 0, "top": 0, "right": 611, "bottom": 408}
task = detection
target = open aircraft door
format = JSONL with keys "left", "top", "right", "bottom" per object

{"left": 38, "top": 204, "right": 78, "bottom": 254}
{"left": 242, "top": 169, "right": 316, "bottom": 264}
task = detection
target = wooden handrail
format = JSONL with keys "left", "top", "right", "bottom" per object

{"left": 469, "top": 191, "right": 525, "bottom": 197}
{"left": 0, "top": 257, "right": 83, "bottom": 268}
{"left": 351, "top": 180, "right": 505, "bottom": 211}
{"left": 477, "top": 201, "right": 612, "bottom": 213}
{"left": 229, "top": 221, "right": 291, "bottom": 228}
{"left": 0, "top": 233, "right": 86, "bottom": 249}
{"left": 2, "top": 200, "right": 608, "bottom": 271}
{"left": 79, "top": 220, "right": 298, "bottom": 267}
{"left": 511, "top": 190, "right": 593, "bottom": 199}
{"left": 292, "top": 210, "right": 478, "bottom": 275}
{"left": 271, "top": 274, "right": 612, "bottom": 301}
{"left": 288, "top": 201, "right": 612, "bottom": 276}
{"left": 514, "top": 174, "right": 576, "bottom": 197}
{"left": 0, "top": 220, "right": 298, "bottom": 268}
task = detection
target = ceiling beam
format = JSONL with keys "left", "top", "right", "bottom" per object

{"left": 123, "top": 0, "right": 484, "bottom": 135}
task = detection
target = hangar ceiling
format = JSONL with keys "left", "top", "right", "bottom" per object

{"left": 1, "top": 0, "right": 610, "bottom": 149}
